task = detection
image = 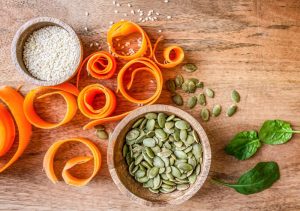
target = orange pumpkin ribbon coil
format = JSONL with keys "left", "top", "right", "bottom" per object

{"left": 0, "top": 86, "right": 32, "bottom": 172}
{"left": 23, "top": 83, "right": 79, "bottom": 129}
{"left": 83, "top": 57, "right": 163, "bottom": 130}
{"left": 107, "top": 21, "right": 153, "bottom": 60}
{"left": 43, "top": 137, "right": 101, "bottom": 186}
{"left": 153, "top": 36, "right": 184, "bottom": 68}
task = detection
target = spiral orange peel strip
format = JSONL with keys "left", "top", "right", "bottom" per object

{"left": 78, "top": 84, "right": 117, "bottom": 120}
{"left": 83, "top": 57, "right": 163, "bottom": 130}
{"left": 153, "top": 36, "right": 184, "bottom": 68}
{"left": 107, "top": 20, "right": 153, "bottom": 60}
{"left": 43, "top": 137, "right": 101, "bottom": 186}
{"left": 23, "top": 83, "right": 79, "bottom": 129}
{"left": 0, "top": 86, "right": 32, "bottom": 172}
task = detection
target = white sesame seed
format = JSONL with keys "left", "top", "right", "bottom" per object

{"left": 124, "top": 13, "right": 127, "bottom": 16}
{"left": 137, "top": 9, "right": 140, "bottom": 12}
{"left": 156, "top": 12, "right": 160, "bottom": 16}
{"left": 164, "top": 0, "right": 169, "bottom": 2}
{"left": 114, "top": 10, "right": 118, "bottom": 13}
{"left": 158, "top": 29, "right": 162, "bottom": 33}
{"left": 131, "top": 10, "right": 135, "bottom": 14}
{"left": 127, "top": 3, "right": 132, "bottom": 7}
{"left": 95, "top": 42, "right": 99, "bottom": 46}
{"left": 84, "top": 27, "right": 88, "bottom": 31}
{"left": 153, "top": 16, "right": 157, "bottom": 20}
{"left": 167, "top": 15, "right": 171, "bottom": 19}
{"left": 90, "top": 43, "right": 94, "bottom": 47}
{"left": 109, "top": 21, "right": 114, "bottom": 25}
{"left": 138, "top": 17, "right": 142, "bottom": 21}
{"left": 85, "top": 11, "right": 89, "bottom": 16}
{"left": 139, "top": 13, "right": 143, "bottom": 16}
{"left": 141, "top": 20, "right": 145, "bottom": 22}
{"left": 116, "top": 3, "right": 120, "bottom": 6}
{"left": 112, "top": 1, "right": 116, "bottom": 5}
{"left": 145, "top": 17, "right": 149, "bottom": 21}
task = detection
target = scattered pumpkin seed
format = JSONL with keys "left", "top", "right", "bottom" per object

{"left": 196, "top": 81, "right": 204, "bottom": 88}
{"left": 227, "top": 104, "right": 238, "bottom": 117}
{"left": 200, "top": 108, "right": 210, "bottom": 121}
{"left": 205, "top": 88, "right": 214, "bottom": 98}
{"left": 166, "top": 79, "right": 176, "bottom": 93}
{"left": 175, "top": 74, "right": 184, "bottom": 87}
{"left": 187, "top": 81, "right": 196, "bottom": 93}
{"left": 96, "top": 130, "right": 108, "bottom": 140}
{"left": 172, "top": 94, "right": 183, "bottom": 106}
{"left": 231, "top": 89, "right": 240, "bottom": 103}
{"left": 197, "top": 93, "right": 206, "bottom": 106}
{"left": 182, "top": 63, "right": 198, "bottom": 73}
{"left": 181, "top": 81, "right": 189, "bottom": 93}
{"left": 212, "top": 104, "right": 222, "bottom": 117}
{"left": 187, "top": 96, "right": 197, "bottom": 109}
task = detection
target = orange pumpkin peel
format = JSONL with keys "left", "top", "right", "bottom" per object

{"left": 23, "top": 83, "right": 79, "bottom": 129}
{"left": 0, "top": 86, "right": 32, "bottom": 172}
{"left": 43, "top": 137, "right": 101, "bottom": 186}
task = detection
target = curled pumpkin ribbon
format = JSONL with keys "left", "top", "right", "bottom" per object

{"left": 78, "top": 84, "right": 117, "bottom": 119}
{"left": 0, "top": 86, "right": 32, "bottom": 172}
{"left": 23, "top": 83, "right": 79, "bottom": 129}
{"left": 83, "top": 57, "right": 163, "bottom": 130}
{"left": 76, "top": 51, "right": 117, "bottom": 87}
{"left": 107, "top": 20, "right": 153, "bottom": 60}
{"left": 43, "top": 137, "right": 101, "bottom": 186}
{"left": 153, "top": 36, "right": 185, "bottom": 68}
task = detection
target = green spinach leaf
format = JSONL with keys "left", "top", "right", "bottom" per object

{"left": 212, "top": 161, "right": 280, "bottom": 195}
{"left": 259, "top": 120, "right": 300, "bottom": 144}
{"left": 225, "top": 131, "right": 261, "bottom": 160}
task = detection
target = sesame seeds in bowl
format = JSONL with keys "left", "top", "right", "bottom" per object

{"left": 11, "top": 17, "right": 83, "bottom": 86}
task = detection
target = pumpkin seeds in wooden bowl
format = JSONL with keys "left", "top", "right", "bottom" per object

{"left": 108, "top": 104, "right": 211, "bottom": 207}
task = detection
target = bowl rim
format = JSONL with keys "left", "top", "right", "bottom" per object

{"left": 107, "top": 104, "right": 211, "bottom": 207}
{"left": 11, "top": 16, "right": 83, "bottom": 86}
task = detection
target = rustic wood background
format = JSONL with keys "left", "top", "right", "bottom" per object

{"left": 0, "top": 0, "right": 300, "bottom": 210}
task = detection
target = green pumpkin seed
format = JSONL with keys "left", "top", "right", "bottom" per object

{"left": 166, "top": 79, "right": 176, "bottom": 93}
{"left": 169, "top": 157, "right": 175, "bottom": 166}
{"left": 134, "top": 153, "right": 144, "bottom": 165}
{"left": 196, "top": 165, "right": 201, "bottom": 176}
{"left": 177, "top": 184, "right": 190, "bottom": 191}
{"left": 143, "top": 179, "right": 154, "bottom": 188}
{"left": 197, "top": 93, "right": 206, "bottom": 106}
{"left": 185, "top": 135, "right": 195, "bottom": 146}
{"left": 231, "top": 89, "right": 240, "bottom": 103}
{"left": 143, "top": 152, "right": 153, "bottom": 166}
{"left": 163, "top": 180, "right": 176, "bottom": 186}
{"left": 173, "top": 130, "right": 180, "bottom": 141}
{"left": 192, "top": 143, "right": 202, "bottom": 161}
{"left": 149, "top": 167, "right": 159, "bottom": 179}
{"left": 178, "top": 173, "right": 187, "bottom": 179}
{"left": 161, "top": 184, "right": 173, "bottom": 189}
{"left": 166, "top": 114, "right": 175, "bottom": 122}
{"left": 153, "top": 156, "right": 165, "bottom": 168}
{"left": 187, "top": 96, "right": 197, "bottom": 109}
{"left": 123, "top": 144, "right": 128, "bottom": 157}
{"left": 175, "top": 74, "right": 184, "bottom": 87}
{"left": 227, "top": 104, "right": 238, "bottom": 117}
{"left": 187, "top": 169, "right": 194, "bottom": 177}
{"left": 171, "top": 166, "right": 182, "bottom": 178}
{"left": 126, "top": 129, "right": 140, "bottom": 141}
{"left": 149, "top": 188, "right": 159, "bottom": 193}
{"left": 157, "top": 148, "right": 172, "bottom": 157}
{"left": 188, "top": 78, "right": 199, "bottom": 84}
{"left": 212, "top": 104, "right": 222, "bottom": 117}
{"left": 172, "top": 94, "right": 183, "bottom": 106}
{"left": 157, "top": 113, "right": 166, "bottom": 128}
{"left": 188, "top": 81, "right": 196, "bottom": 93}
{"left": 139, "top": 164, "right": 146, "bottom": 171}
{"left": 132, "top": 118, "right": 144, "bottom": 128}
{"left": 145, "top": 112, "right": 157, "bottom": 119}
{"left": 175, "top": 120, "right": 189, "bottom": 130}
{"left": 96, "top": 130, "right": 108, "bottom": 140}
{"left": 160, "top": 186, "right": 176, "bottom": 193}
{"left": 161, "top": 174, "right": 168, "bottom": 180}
{"left": 184, "top": 145, "right": 193, "bottom": 153}
{"left": 126, "top": 153, "right": 132, "bottom": 165}
{"left": 161, "top": 157, "right": 170, "bottom": 167}
{"left": 155, "top": 128, "right": 167, "bottom": 139}
{"left": 181, "top": 81, "right": 189, "bottom": 93}
{"left": 159, "top": 167, "right": 165, "bottom": 174}
{"left": 153, "top": 174, "right": 161, "bottom": 189}
{"left": 174, "top": 141, "right": 183, "bottom": 148}
{"left": 137, "top": 176, "right": 149, "bottom": 183}
{"left": 145, "top": 147, "right": 155, "bottom": 158}
{"left": 146, "top": 119, "right": 156, "bottom": 131}
{"left": 143, "top": 138, "right": 156, "bottom": 147}
{"left": 146, "top": 131, "right": 155, "bottom": 138}
{"left": 139, "top": 118, "right": 147, "bottom": 130}
{"left": 165, "top": 121, "right": 174, "bottom": 130}
{"left": 135, "top": 131, "right": 146, "bottom": 144}
{"left": 188, "top": 157, "right": 197, "bottom": 168}
{"left": 196, "top": 81, "right": 204, "bottom": 88}
{"left": 177, "top": 163, "right": 193, "bottom": 172}
{"left": 94, "top": 124, "right": 105, "bottom": 130}
{"left": 135, "top": 169, "right": 146, "bottom": 178}
{"left": 205, "top": 88, "right": 214, "bottom": 98}
{"left": 141, "top": 161, "right": 152, "bottom": 169}
{"left": 174, "top": 150, "right": 188, "bottom": 159}
{"left": 200, "top": 108, "right": 210, "bottom": 121}
{"left": 188, "top": 172, "right": 197, "bottom": 184}
{"left": 180, "top": 129, "right": 188, "bottom": 142}
{"left": 182, "top": 63, "right": 197, "bottom": 73}
{"left": 163, "top": 142, "right": 172, "bottom": 150}
{"left": 166, "top": 166, "right": 172, "bottom": 174}
{"left": 151, "top": 146, "right": 161, "bottom": 155}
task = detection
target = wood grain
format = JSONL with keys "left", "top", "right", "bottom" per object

{"left": 0, "top": 0, "right": 300, "bottom": 210}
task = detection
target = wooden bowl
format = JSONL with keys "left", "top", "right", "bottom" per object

{"left": 108, "top": 104, "right": 211, "bottom": 207}
{"left": 11, "top": 17, "right": 83, "bottom": 86}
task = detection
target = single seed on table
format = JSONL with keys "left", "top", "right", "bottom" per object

{"left": 181, "top": 81, "right": 189, "bottom": 93}
{"left": 197, "top": 93, "right": 206, "bottom": 106}
{"left": 205, "top": 88, "right": 214, "bottom": 98}
{"left": 212, "top": 104, "right": 222, "bottom": 117}
{"left": 188, "top": 78, "right": 199, "bottom": 84}
{"left": 196, "top": 81, "right": 204, "bottom": 88}
{"left": 175, "top": 74, "right": 184, "bottom": 87}
{"left": 187, "top": 96, "right": 197, "bottom": 109}
{"left": 172, "top": 94, "right": 183, "bottom": 106}
{"left": 182, "top": 63, "right": 197, "bottom": 73}
{"left": 96, "top": 130, "right": 108, "bottom": 139}
{"left": 231, "top": 89, "right": 240, "bottom": 103}
{"left": 227, "top": 104, "right": 238, "bottom": 117}
{"left": 166, "top": 79, "right": 176, "bottom": 93}
{"left": 187, "top": 81, "right": 196, "bottom": 93}
{"left": 200, "top": 108, "right": 210, "bottom": 121}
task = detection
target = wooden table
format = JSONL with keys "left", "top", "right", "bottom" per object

{"left": 1, "top": 0, "right": 300, "bottom": 210}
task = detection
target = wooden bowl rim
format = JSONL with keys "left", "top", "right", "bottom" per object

{"left": 11, "top": 16, "right": 83, "bottom": 86}
{"left": 107, "top": 104, "right": 211, "bottom": 207}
